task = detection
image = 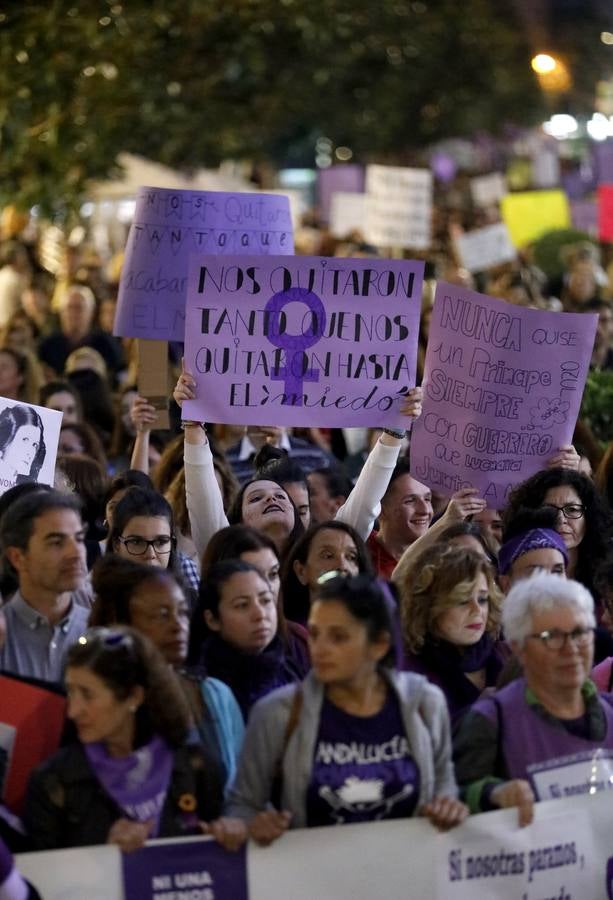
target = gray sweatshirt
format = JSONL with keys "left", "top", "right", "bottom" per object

{"left": 226, "top": 669, "right": 457, "bottom": 828}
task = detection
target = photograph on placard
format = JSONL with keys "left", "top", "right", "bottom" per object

{"left": 0, "top": 398, "right": 62, "bottom": 494}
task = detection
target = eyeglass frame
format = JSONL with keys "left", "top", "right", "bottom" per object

{"left": 526, "top": 626, "right": 595, "bottom": 651}
{"left": 116, "top": 535, "right": 176, "bottom": 556}
{"left": 543, "top": 502, "right": 586, "bottom": 520}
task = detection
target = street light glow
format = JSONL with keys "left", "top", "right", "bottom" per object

{"left": 531, "top": 53, "right": 557, "bottom": 74}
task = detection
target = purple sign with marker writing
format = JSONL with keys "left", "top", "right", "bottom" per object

{"left": 410, "top": 283, "right": 597, "bottom": 506}
{"left": 182, "top": 255, "right": 423, "bottom": 428}
{"left": 122, "top": 838, "right": 248, "bottom": 900}
{"left": 114, "top": 186, "right": 294, "bottom": 342}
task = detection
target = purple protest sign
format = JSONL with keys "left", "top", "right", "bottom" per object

{"left": 122, "top": 839, "right": 248, "bottom": 900}
{"left": 570, "top": 200, "right": 598, "bottom": 235}
{"left": 409, "top": 283, "right": 597, "bottom": 506}
{"left": 114, "top": 187, "right": 294, "bottom": 342}
{"left": 182, "top": 255, "right": 423, "bottom": 428}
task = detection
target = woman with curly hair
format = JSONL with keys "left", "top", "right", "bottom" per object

{"left": 398, "top": 544, "right": 505, "bottom": 726}
{"left": 24, "top": 627, "right": 238, "bottom": 852}
{"left": 502, "top": 468, "right": 613, "bottom": 597}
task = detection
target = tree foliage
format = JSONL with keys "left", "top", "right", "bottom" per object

{"left": 0, "top": 0, "right": 547, "bottom": 215}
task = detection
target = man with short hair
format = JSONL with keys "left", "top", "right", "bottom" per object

{"left": 367, "top": 459, "right": 433, "bottom": 579}
{"left": 225, "top": 425, "right": 332, "bottom": 485}
{"left": 0, "top": 490, "right": 89, "bottom": 683}
{"left": 37, "top": 284, "right": 123, "bottom": 378}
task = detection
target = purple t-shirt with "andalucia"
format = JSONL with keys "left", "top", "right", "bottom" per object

{"left": 306, "top": 691, "right": 420, "bottom": 827}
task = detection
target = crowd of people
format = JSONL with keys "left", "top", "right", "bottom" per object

{"left": 0, "top": 215, "right": 611, "bottom": 897}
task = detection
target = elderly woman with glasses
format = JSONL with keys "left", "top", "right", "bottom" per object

{"left": 24, "top": 627, "right": 244, "bottom": 852}
{"left": 453, "top": 573, "right": 613, "bottom": 826}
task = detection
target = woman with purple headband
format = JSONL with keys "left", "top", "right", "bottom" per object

{"left": 497, "top": 507, "right": 569, "bottom": 592}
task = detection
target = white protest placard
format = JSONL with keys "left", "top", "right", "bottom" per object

{"left": 438, "top": 808, "right": 599, "bottom": 900}
{"left": 0, "top": 398, "right": 62, "bottom": 495}
{"left": 471, "top": 172, "right": 508, "bottom": 207}
{"left": 365, "top": 165, "right": 432, "bottom": 250}
{"left": 529, "top": 749, "right": 613, "bottom": 802}
{"left": 329, "top": 192, "right": 367, "bottom": 239}
{"left": 455, "top": 223, "right": 516, "bottom": 273}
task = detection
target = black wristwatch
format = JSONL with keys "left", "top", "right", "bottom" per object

{"left": 381, "top": 427, "right": 407, "bottom": 440}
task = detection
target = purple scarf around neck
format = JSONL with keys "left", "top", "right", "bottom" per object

{"left": 84, "top": 734, "right": 174, "bottom": 838}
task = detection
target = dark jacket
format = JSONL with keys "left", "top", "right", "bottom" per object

{"left": 24, "top": 740, "right": 224, "bottom": 851}
{"left": 202, "top": 632, "right": 310, "bottom": 721}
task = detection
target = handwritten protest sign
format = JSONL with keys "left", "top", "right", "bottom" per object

{"left": 470, "top": 172, "right": 507, "bottom": 208}
{"left": 598, "top": 185, "right": 613, "bottom": 241}
{"left": 182, "top": 255, "right": 423, "bottom": 428}
{"left": 122, "top": 839, "right": 247, "bottom": 900}
{"left": 454, "top": 223, "right": 516, "bottom": 273}
{"left": 0, "top": 399, "right": 61, "bottom": 495}
{"left": 439, "top": 808, "right": 598, "bottom": 900}
{"left": 329, "top": 192, "right": 367, "bottom": 239}
{"left": 501, "top": 189, "right": 570, "bottom": 247}
{"left": 409, "top": 283, "right": 597, "bottom": 505}
{"left": 114, "top": 187, "right": 294, "bottom": 342}
{"left": 364, "top": 165, "right": 432, "bottom": 250}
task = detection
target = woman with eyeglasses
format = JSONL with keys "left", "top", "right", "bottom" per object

{"left": 453, "top": 573, "right": 613, "bottom": 827}
{"left": 226, "top": 573, "right": 466, "bottom": 845}
{"left": 503, "top": 469, "right": 613, "bottom": 598}
{"left": 24, "top": 627, "right": 244, "bottom": 852}
{"left": 397, "top": 544, "right": 506, "bottom": 727}
{"left": 106, "top": 486, "right": 199, "bottom": 603}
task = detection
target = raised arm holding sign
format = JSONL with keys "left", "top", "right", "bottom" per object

{"left": 182, "top": 254, "right": 423, "bottom": 429}
{"left": 174, "top": 366, "right": 422, "bottom": 559}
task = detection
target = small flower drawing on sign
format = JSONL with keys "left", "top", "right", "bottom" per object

{"left": 529, "top": 397, "right": 570, "bottom": 430}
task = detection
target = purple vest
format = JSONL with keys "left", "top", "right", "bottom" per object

{"left": 474, "top": 679, "right": 613, "bottom": 801}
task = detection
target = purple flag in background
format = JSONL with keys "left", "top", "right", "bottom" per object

{"left": 182, "top": 254, "right": 423, "bottom": 428}
{"left": 410, "top": 283, "right": 597, "bottom": 506}
{"left": 570, "top": 200, "right": 598, "bottom": 235}
{"left": 122, "top": 839, "right": 248, "bottom": 900}
{"left": 317, "top": 165, "right": 365, "bottom": 224}
{"left": 114, "top": 187, "right": 294, "bottom": 342}
{"left": 594, "top": 141, "right": 613, "bottom": 185}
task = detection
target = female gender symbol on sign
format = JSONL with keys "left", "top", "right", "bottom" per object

{"left": 264, "top": 287, "right": 327, "bottom": 405}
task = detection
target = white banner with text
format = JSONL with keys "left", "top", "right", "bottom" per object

{"left": 16, "top": 792, "right": 613, "bottom": 900}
